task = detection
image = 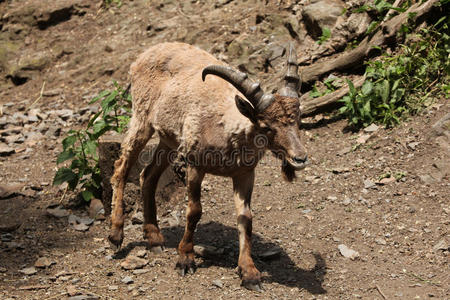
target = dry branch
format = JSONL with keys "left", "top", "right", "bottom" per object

{"left": 300, "top": 0, "right": 439, "bottom": 85}
{"left": 300, "top": 76, "right": 366, "bottom": 116}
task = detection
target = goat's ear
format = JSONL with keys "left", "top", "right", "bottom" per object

{"left": 235, "top": 95, "right": 256, "bottom": 123}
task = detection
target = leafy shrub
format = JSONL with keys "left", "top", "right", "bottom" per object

{"left": 53, "top": 81, "right": 131, "bottom": 201}
{"left": 339, "top": 16, "right": 449, "bottom": 127}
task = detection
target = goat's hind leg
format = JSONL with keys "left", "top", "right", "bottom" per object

{"left": 108, "top": 118, "right": 154, "bottom": 250}
{"left": 140, "top": 142, "right": 170, "bottom": 254}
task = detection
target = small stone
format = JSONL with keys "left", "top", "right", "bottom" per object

{"left": 259, "top": 249, "right": 281, "bottom": 261}
{"left": 212, "top": 279, "right": 223, "bottom": 288}
{"left": 34, "top": 257, "right": 54, "bottom": 268}
{"left": 47, "top": 206, "right": 70, "bottom": 218}
{"left": 0, "top": 183, "right": 23, "bottom": 199}
{"left": 132, "top": 268, "right": 150, "bottom": 275}
{"left": 363, "top": 124, "right": 379, "bottom": 133}
{"left": 342, "top": 198, "right": 351, "bottom": 206}
{"left": 338, "top": 244, "right": 360, "bottom": 260}
{"left": 407, "top": 142, "right": 420, "bottom": 150}
{"left": 327, "top": 196, "right": 337, "bottom": 202}
{"left": 375, "top": 238, "right": 387, "bottom": 245}
{"left": 356, "top": 134, "right": 371, "bottom": 144}
{"left": 364, "top": 179, "right": 376, "bottom": 189}
{"left": 0, "top": 144, "right": 15, "bottom": 156}
{"left": 108, "top": 285, "right": 119, "bottom": 291}
{"left": 121, "top": 276, "right": 134, "bottom": 284}
{"left": 432, "top": 239, "right": 448, "bottom": 252}
{"left": 378, "top": 177, "right": 396, "bottom": 185}
{"left": 66, "top": 285, "right": 78, "bottom": 296}
{"left": 131, "top": 211, "right": 144, "bottom": 224}
{"left": 68, "top": 296, "right": 100, "bottom": 300}
{"left": 20, "top": 267, "right": 37, "bottom": 275}
{"left": 136, "top": 250, "right": 147, "bottom": 258}
{"left": 193, "top": 244, "right": 223, "bottom": 258}
{"left": 120, "top": 256, "right": 148, "bottom": 270}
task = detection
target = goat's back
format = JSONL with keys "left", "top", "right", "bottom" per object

{"left": 129, "top": 42, "right": 250, "bottom": 152}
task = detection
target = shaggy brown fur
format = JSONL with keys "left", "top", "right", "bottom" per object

{"left": 108, "top": 42, "right": 307, "bottom": 290}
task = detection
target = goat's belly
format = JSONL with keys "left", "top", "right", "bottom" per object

{"left": 183, "top": 149, "right": 263, "bottom": 176}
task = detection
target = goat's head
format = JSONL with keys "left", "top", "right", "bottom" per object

{"left": 202, "top": 43, "right": 307, "bottom": 181}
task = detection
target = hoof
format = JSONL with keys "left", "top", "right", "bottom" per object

{"left": 108, "top": 230, "right": 123, "bottom": 251}
{"left": 242, "top": 280, "right": 263, "bottom": 292}
{"left": 150, "top": 245, "right": 164, "bottom": 254}
{"left": 175, "top": 260, "right": 196, "bottom": 276}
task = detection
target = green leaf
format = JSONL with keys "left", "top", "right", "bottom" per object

{"left": 81, "top": 190, "right": 94, "bottom": 202}
{"left": 84, "top": 140, "right": 98, "bottom": 157}
{"left": 366, "top": 21, "right": 379, "bottom": 34}
{"left": 380, "top": 80, "right": 390, "bottom": 102}
{"left": 361, "top": 81, "right": 373, "bottom": 96}
{"left": 57, "top": 149, "right": 75, "bottom": 164}
{"left": 53, "top": 168, "right": 77, "bottom": 186}
{"left": 347, "top": 79, "right": 356, "bottom": 96}
{"left": 89, "top": 90, "right": 110, "bottom": 104}
{"left": 62, "top": 135, "right": 77, "bottom": 150}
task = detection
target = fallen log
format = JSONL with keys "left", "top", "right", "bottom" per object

{"left": 300, "top": 0, "right": 440, "bottom": 85}
{"left": 300, "top": 76, "right": 366, "bottom": 116}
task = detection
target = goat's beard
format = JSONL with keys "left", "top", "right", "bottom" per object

{"left": 281, "top": 160, "right": 296, "bottom": 182}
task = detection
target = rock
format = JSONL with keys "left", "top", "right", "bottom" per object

{"left": 375, "top": 238, "right": 387, "bottom": 245}
{"left": 34, "top": 257, "right": 54, "bottom": 268}
{"left": 407, "top": 142, "right": 420, "bottom": 150}
{"left": 19, "top": 267, "right": 37, "bottom": 275}
{"left": 7, "top": 51, "right": 51, "bottom": 85}
{"left": 120, "top": 256, "right": 148, "bottom": 270}
{"left": 338, "top": 244, "right": 360, "bottom": 260}
{"left": 132, "top": 268, "right": 150, "bottom": 275}
{"left": 377, "top": 177, "right": 396, "bottom": 185}
{"left": 212, "top": 279, "right": 223, "bottom": 288}
{"left": 356, "top": 134, "right": 371, "bottom": 144}
{"left": 0, "top": 183, "right": 23, "bottom": 199}
{"left": 121, "top": 276, "right": 134, "bottom": 284}
{"left": 0, "top": 144, "right": 15, "bottom": 156}
{"left": 136, "top": 250, "right": 147, "bottom": 258}
{"left": 88, "top": 199, "right": 105, "bottom": 219}
{"left": 131, "top": 211, "right": 144, "bottom": 225}
{"left": 66, "top": 285, "right": 78, "bottom": 296}
{"left": 45, "top": 125, "right": 62, "bottom": 137}
{"left": 193, "top": 244, "right": 223, "bottom": 258}
{"left": 47, "top": 206, "right": 70, "bottom": 218}
{"left": 258, "top": 249, "right": 281, "bottom": 261}
{"left": 1, "top": 233, "right": 14, "bottom": 242}
{"left": 364, "top": 124, "right": 379, "bottom": 133}
{"left": 68, "top": 214, "right": 93, "bottom": 232}
{"left": 302, "top": 0, "right": 346, "bottom": 39}
{"left": 363, "top": 179, "right": 376, "bottom": 189}
{"left": 432, "top": 239, "right": 448, "bottom": 252}
{"left": 108, "top": 285, "right": 119, "bottom": 291}
{"left": 342, "top": 198, "right": 351, "bottom": 206}
{"left": 43, "top": 88, "right": 63, "bottom": 97}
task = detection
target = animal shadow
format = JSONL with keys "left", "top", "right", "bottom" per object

{"left": 118, "top": 221, "right": 327, "bottom": 294}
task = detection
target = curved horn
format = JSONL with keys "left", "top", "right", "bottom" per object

{"left": 202, "top": 65, "right": 274, "bottom": 110}
{"left": 279, "top": 42, "right": 300, "bottom": 99}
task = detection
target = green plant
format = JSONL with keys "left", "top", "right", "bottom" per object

{"left": 317, "top": 27, "right": 331, "bottom": 45}
{"left": 309, "top": 77, "right": 340, "bottom": 98}
{"left": 104, "top": 0, "right": 122, "bottom": 8}
{"left": 53, "top": 81, "right": 131, "bottom": 201}
{"left": 339, "top": 16, "right": 449, "bottom": 128}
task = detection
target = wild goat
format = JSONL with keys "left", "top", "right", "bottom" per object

{"left": 108, "top": 42, "right": 308, "bottom": 290}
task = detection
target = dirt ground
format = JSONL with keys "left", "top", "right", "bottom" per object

{"left": 0, "top": 0, "right": 448, "bottom": 299}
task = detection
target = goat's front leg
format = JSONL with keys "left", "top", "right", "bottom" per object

{"left": 176, "top": 166, "right": 204, "bottom": 275}
{"left": 233, "top": 170, "right": 262, "bottom": 291}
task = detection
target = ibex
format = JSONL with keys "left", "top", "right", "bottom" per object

{"left": 108, "top": 42, "right": 307, "bottom": 290}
